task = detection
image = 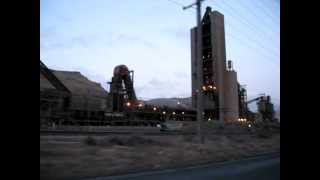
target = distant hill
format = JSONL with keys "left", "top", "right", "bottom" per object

{"left": 144, "top": 97, "right": 192, "bottom": 109}
{"left": 145, "top": 97, "right": 279, "bottom": 121}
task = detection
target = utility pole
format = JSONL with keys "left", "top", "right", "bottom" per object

{"left": 183, "top": 0, "right": 205, "bottom": 144}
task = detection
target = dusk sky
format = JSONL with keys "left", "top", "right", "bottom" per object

{"left": 40, "top": 0, "right": 279, "bottom": 106}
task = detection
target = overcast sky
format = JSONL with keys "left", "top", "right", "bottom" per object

{"left": 40, "top": 0, "right": 279, "bottom": 106}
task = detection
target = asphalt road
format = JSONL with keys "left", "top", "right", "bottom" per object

{"left": 87, "top": 152, "right": 280, "bottom": 180}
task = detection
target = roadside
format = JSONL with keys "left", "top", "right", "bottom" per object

{"left": 86, "top": 152, "right": 280, "bottom": 180}
{"left": 40, "top": 124, "right": 280, "bottom": 180}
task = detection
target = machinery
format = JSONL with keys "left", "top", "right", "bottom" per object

{"left": 107, "top": 65, "right": 141, "bottom": 112}
{"left": 246, "top": 95, "right": 275, "bottom": 122}
{"left": 238, "top": 84, "right": 248, "bottom": 120}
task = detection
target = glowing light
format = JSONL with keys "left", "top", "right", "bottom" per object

{"left": 248, "top": 124, "right": 252, "bottom": 128}
{"left": 182, "top": 112, "right": 185, "bottom": 115}
{"left": 208, "top": 85, "right": 213, "bottom": 89}
{"left": 153, "top": 107, "right": 157, "bottom": 111}
{"left": 138, "top": 103, "right": 143, "bottom": 107}
{"left": 162, "top": 111, "right": 166, "bottom": 115}
{"left": 208, "top": 118, "right": 211, "bottom": 121}
{"left": 126, "top": 102, "right": 131, "bottom": 107}
{"left": 172, "top": 112, "right": 176, "bottom": 115}
{"left": 213, "top": 86, "right": 217, "bottom": 90}
{"left": 177, "top": 102, "right": 181, "bottom": 105}
{"left": 202, "top": 86, "right": 207, "bottom": 91}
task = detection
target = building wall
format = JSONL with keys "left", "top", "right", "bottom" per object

{"left": 224, "top": 70, "right": 239, "bottom": 122}
{"left": 70, "top": 95, "right": 106, "bottom": 112}
{"left": 41, "top": 70, "right": 108, "bottom": 112}
{"left": 191, "top": 8, "right": 239, "bottom": 122}
{"left": 210, "top": 11, "right": 227, "bottom": 122}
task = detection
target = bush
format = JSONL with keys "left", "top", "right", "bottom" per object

{"left": 183, "top": 135, "right": 194, "bottom": 142}
{"left": 218, "top": 124, "right": 225, "bottom": 130}
{"left": 83, "top": 136, "right": 162, "bottom": 147}
{"left": 109, "top": 137, "right": 126, "bottom": 146}
{"left": 127, "top": 136, "right": 157, "bottom": 146}
{"left": 257, "top": 130, "right": 271, "bottom": 139}
{"left": 84, "top": 136, "right": 97, "bottom": 146}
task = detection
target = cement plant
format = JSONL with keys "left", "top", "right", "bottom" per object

{"left": 40, "top": 5, "right": 280, "bottom": 180}
{"left": 40, "top": 7, "right": 277, "bottom": 128}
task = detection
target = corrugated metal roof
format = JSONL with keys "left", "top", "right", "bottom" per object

{"left": 40, "top": 73, "right": 55, "bottom": 90}
{"left": 52, "top": 70, "right": 107, "bottom": 97}
{"left": 40, "top": 70, "right": 107, "bottom": 97}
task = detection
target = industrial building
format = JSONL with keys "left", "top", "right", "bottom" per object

{"left": 191, "top": 7, "right": 240, "bottom": 122}
{"left": 40, "top": 7, "right": 276, "bottom": 126}
{"left": 40, "top": 60, "right": 107, "bottom": 123}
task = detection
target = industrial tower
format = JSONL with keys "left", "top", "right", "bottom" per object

{"left": 191, "top": 7, "right": 239, "bottom": 122}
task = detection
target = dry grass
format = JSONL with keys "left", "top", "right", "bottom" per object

{"left": 40, "top": 130, "right": 279, "bottom": 180}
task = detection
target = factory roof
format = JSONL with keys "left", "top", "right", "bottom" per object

{"left": 40, "top": 70, "right": 107, "bottom": 98}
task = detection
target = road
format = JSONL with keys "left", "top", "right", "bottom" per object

{"left": 87, "top": 152, "right": 280, "bottom": 180}
{"left": 40, "top": 129, "right": 262, "bottom": 136}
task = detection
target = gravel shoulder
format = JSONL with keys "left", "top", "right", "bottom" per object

{"left": 40, "top": 125, "right": 280, "bottom": 180}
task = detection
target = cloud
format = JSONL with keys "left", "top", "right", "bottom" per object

{"left": 41, "top": 35, "right": 96, "bottom": 50}
{"left": 116, "top": 34, "right": 156, "bottom": 48}
{"left": 174, "top": 72, "right": 189, "bottom": 79}
{"left": 162, "top": 27, "right": 189, "bottom": 40}
{"left": 135, "top": 77, "right": 190, "bottom": 99}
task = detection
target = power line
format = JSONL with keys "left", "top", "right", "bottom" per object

{"left": 167, "top": 0, "right": 185, "bottom": 7}
{"left": 226, "top": 31, "right": 280, "bottom": 67}
{"left": 168, "top": 0, "right": 279, "bottom": 56}
{"left": 224, "top": 21, "right": 280, "bottom": 58}
{"left": 225, "top": 27, "right": 279, "bottom": 64}
{"left": 212, "top": 0, "right": 278, "bottom": 38}
{"left": 212, "top": 0, "right": 279, "bottom": 40}
{"left": 166, "top": 0, "right": 279, "bottom": 66}
{"left": 239, "top": 0, "right": 279, "bottom": 25}
{"left": 237, "top": 0, "right": 279, "bottom": 36}
{"left": 206, "top": 0, "right": 279, "bottom": 56}
{"left": 226, "top": 31, "right": 279, "bottom": 65}
{"left": 252, "top": 0, "right": 280, "bottom": 24}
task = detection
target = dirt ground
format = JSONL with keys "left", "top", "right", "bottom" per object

{"left": 40, "top": 127, "right": 280, "bottom": 180}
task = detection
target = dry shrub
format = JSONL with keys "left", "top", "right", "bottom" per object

{"left": 98, "top": 136, "right": 161, "bottom": 146}
{"left": 257, "top": 129, "right": 272, "bottom": 139}
{"left": 84, "top": 136, "right": 97, "bottom": 146}
{"left": 108, "top": 137, "right": 126, "bottom": 146}
{"left": 229, "top": 136, "right": 246, "bottom": 143}
{"left": 127, "top": 136, "right": 159, "bottom": 146}
{"left": 183, "top": 135, "right": 194, "bottom": 142}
